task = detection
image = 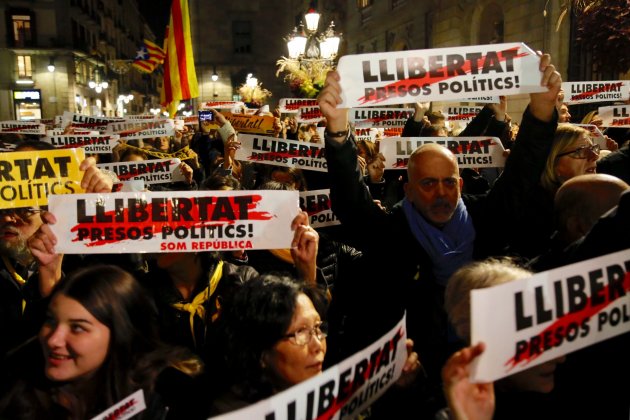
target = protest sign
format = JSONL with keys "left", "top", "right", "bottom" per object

{"left": 97, "top": 158, "right": 183, "bottom": 184}
{"left": 299, "top": 189, "right": 340, "bottom": 228}
{"left": 444, "top": 106, "right": 484, "bottom": 123}
{"left": 199, "top": 101, "right": 245, "bottom": 110}
{"left": 42, "top": 134, "right": 120, "bottom": 154}
{"left": 562, "top": 81, "right": 629, "bottom": 105}
{"left": 48, "top": 190, "right": 298, "bottom": 254}
{"left": 379, "top": 137, "right": 506, "bottom": 169}
{"left": 598, "top": 105, "right": 630, "bottom": 128}
{"left": 279, "top": 98, "right": 320, "bottom": 113}
{"left": 297, "top": 106, "right": 325, "bottom": 124}
{"left": 89, "top": 390, "right": 146, "bottom": 420}
{"left": 336, "top": 42, "right": 545, "bottom": 108}
{"left": 0, "top": 148, "right": 85, "bottom": 209}
{"left": 572, "top": 124, "right": 607, "bottom": 149}
{"left": 222, "top": 113, "right": 276, "bottom": 135}
{"left": 354, "top": 127, "right": 383, "bottom": 142}
{"left": 210, "top": 314, "right": 407, "bottom": 420}
{"left": 444, "top": 97, "right": 499, "bottom": 103}
{"left": 177, "top": 115, "right": 200, "bottom": 126}
{"left": 470, "top": 249, "right": 630, "bottom": 383}
{"left": 237, "top": 134, "right": 327, "bottom": 172}
{"left": 0, "top": 120, "right": 46, "bottom": 135}
{"left": 0, "top": 140, "right": 17, "bottom": 152}
{"left": 349, "top": 108, "right": 413, "bottom": 128}
{"left": 105, "top": 119, "right": 175, "bottom": 140}
{"left": 61, "top": 112, "right": 123, "bottom": 132}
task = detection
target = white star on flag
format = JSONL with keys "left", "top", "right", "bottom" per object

{"left": 135, "top": 46, "right": 149, "bottom": 60}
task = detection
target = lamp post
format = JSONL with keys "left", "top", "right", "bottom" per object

{"left": 277, "top": 7, "right": 341, "bottom": 98}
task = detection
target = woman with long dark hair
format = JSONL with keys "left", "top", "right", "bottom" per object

{"left": 0, "top": 265, "right": 204, "bottom": 419}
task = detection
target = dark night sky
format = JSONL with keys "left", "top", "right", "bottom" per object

{"left": 137, "top": 0, "right": 171, "bottom": 41}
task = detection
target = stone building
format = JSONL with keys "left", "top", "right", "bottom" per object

{"left": 0, "top": 0, "right": 160, "bottom": 120}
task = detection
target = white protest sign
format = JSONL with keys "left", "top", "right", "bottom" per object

{"left": 177, "top": 115, "right": 200, "bottom": 126}
{"left": 444, "top": 97, "right": 500, "bottom": 104}
{"left": 470, "top": 250, "right": 630, "bottom": 383}
{"left": 210, "top": 314, "right": 407, "bottom": 420}
{"left": 562, "top": 81, "right": 630, "bottom": 105}
{"left": 97, "top": 158, "right": 183, "bottom": 185}
{"left": 336, "top": 42, "right": 545, "bottom": 108}
{"left": 42, "top": 134, "right": 120, "bottom": 154}
{"left": 349, "top": 108, "right": 413, "bottom": 128}
{"left": 297, "top": 106, "right": 325, "bottom": 123}
{"left": 199, "top": 101, "right": 245, "bottom": 110}
{"left": 89, "top": 389, "right": 146, "bottom": 420}
{"left": 48, "top": 190, "right": 299, "bottom": 254}
{"left": 61, "top": 112, "right": 123, "bottom": 132}
{"left": 572, "top": 124, "right": 607, "bottom": 149}
{"left": 598, "top": 105, "right": 630, "bottom": 127}
{"left": 0, "top": 140, "right": 17, "bottom": 152}
{"left": 299, "top": 189, "right": 340, "bottom": 229}
{"left": 354, "top": 127, "right": 383, "bottom": 142}
{"left": 279, "top": 98, "right": 320, "bottom": 113}
{"left": 105, "top": 119, "right": 176, "bottom": 140}
{"left": 237, "top": 134, "right": 328, "bottom": 172}
{"left": 444, "top": 106, "right": 484, "bottom": 123}
{"left": 0, "top": 121, "right": 46, "bottom": 135}
{"left": 379, "top": 137, "right": 506, "bottom": 169}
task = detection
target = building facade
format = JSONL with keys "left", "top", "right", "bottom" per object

{"left": 0, "top": 0, "right": 160, "bottom": 121}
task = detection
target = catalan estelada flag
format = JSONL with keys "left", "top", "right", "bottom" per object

{"left": 132, "top": 39, "right": 166, "bottom": 73}
{"left": 160, "top": 0, "right": 199, "bottom": 117}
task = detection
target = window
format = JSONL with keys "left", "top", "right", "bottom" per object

{"left": 16, "top": 55, "right": 32, "bottom": 78}
{"left": 9, "top": 12, "right": 34, "bottom": 47}
{"left": 391, "top": 0, "right": 407, "bottom": 9}
{"left": 233, "top": 21, "right": 252, "bottom": 54}
{"left": 357, "top": 0, "right": 373, "bottom": 9}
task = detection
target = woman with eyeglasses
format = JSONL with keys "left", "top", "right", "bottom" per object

{"left": 210, "top": 274, "right": 329, "bottom": 414}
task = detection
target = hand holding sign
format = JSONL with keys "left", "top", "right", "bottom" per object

{"left": 290, "top": 210, "right": 319, "bottom": 285}
{"left": 80, "top": 157, "right": 113, "bottom": 193}
{"left": 442, "top": 342, "right": 495, "bottom": 420}
{"left": 317, "top": 71, "right": 349, "bottom": 135}
{"left": 529, "top": 53, "right": 562, "bottom": 123}
{"left": 27, "top": 211, "right": 62, "bottom": 298}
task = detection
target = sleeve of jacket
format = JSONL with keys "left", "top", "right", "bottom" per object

{"left": 325, "top": 133, "right": 391, "bottom": 249}
{"left": 401, "top": 116, "right": 427, "bottom": 137}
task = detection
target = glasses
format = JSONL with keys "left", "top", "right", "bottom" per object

{"left": 0, "top": 207, "right": 44, "bottom": 222}
{"left": 283, "top": 322, "right": 328, "bottom": 346}
{"left": 556, "top": 144, "right": 600, "bottom": 159}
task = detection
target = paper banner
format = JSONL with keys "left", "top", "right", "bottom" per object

{"left": 336, "top": 42, "right": 545, "bottom": 108}
{"left": 349, "top": 108, "right": 413, "bottom": 128}
{"left": 61, "top": 112, "right": 124, "bottom": 132}
{"left": 470, "top": 249, "right": 630, "bottom": 382}
{"left": 105, "top": 119, "right": 175, "bottom": 140}
{"left": 0, "top": 120, "right": 46, "bottom": 135}
{"left": 598, "top": 105, "right": 630, "bottom": 127}
{"left": 97, "top": 158, "right": 183, "bottom": 184}
{"left": 572, "top": 124, "right": 607, "bottom": 149}
{"left": 89, "top": 390, "right": 146, "bottom": 420}
{"left": 0, "top": 148, "right": 85, "bottom": 209}
{"left": 42, "top": 134, "right": 120, "bottom": 154}
{"left": 562, "top": 81, "right": 629, "bottom": 105}
{"left": 299, "top": 189, "right": 340, "bottom": 229}
{"left": 379, "top": 137, "right": 506, "bottom": 169}
{"left": 48, "top": 190, "right": 299, "bottom": 254}
{"left": 279, "top": 98, "right": 320, "bottom": 113}
{"left": 236, "top": 134, "right": 328, "bottom": 172}
{"left": 444, "top": 106, "right": 484, "bottom": 123}
{"left": 297, "top": 106, "right": 325, "bottom": 124}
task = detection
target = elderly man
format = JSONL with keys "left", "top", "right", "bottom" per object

{"left": 0, "top": 143, "right": 112, "bottom": 357}
{"left": 318, "top": 53, "right": 561, "bottom": 414}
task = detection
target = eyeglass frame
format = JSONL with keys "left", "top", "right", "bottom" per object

{"left": 556, "top": 144, "right": 600, "bottom": 159}
{"left": 0, "top": 207, "right": 45, "bottom": 222}
{"left": 282, "top": 321, "right": 328, "bottom": 346}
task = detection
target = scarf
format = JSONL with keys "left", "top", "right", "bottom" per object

{"left": 402, "top": 198, "right": 475, "bottom": 286}
{"left": 171, "top": 260, "right": 224, "bottom": 347}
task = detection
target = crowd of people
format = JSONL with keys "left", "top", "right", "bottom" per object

{"left": 0, "top": 50, "right": 629, "bottom": 419}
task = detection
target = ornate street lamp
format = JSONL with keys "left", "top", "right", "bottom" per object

{"left": 276, "top": 7, "right": 342, "bottom": 98}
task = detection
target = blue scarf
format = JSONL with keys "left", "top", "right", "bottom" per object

{"left": 402, "top": 198, "right": 475, "bottom": 286}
